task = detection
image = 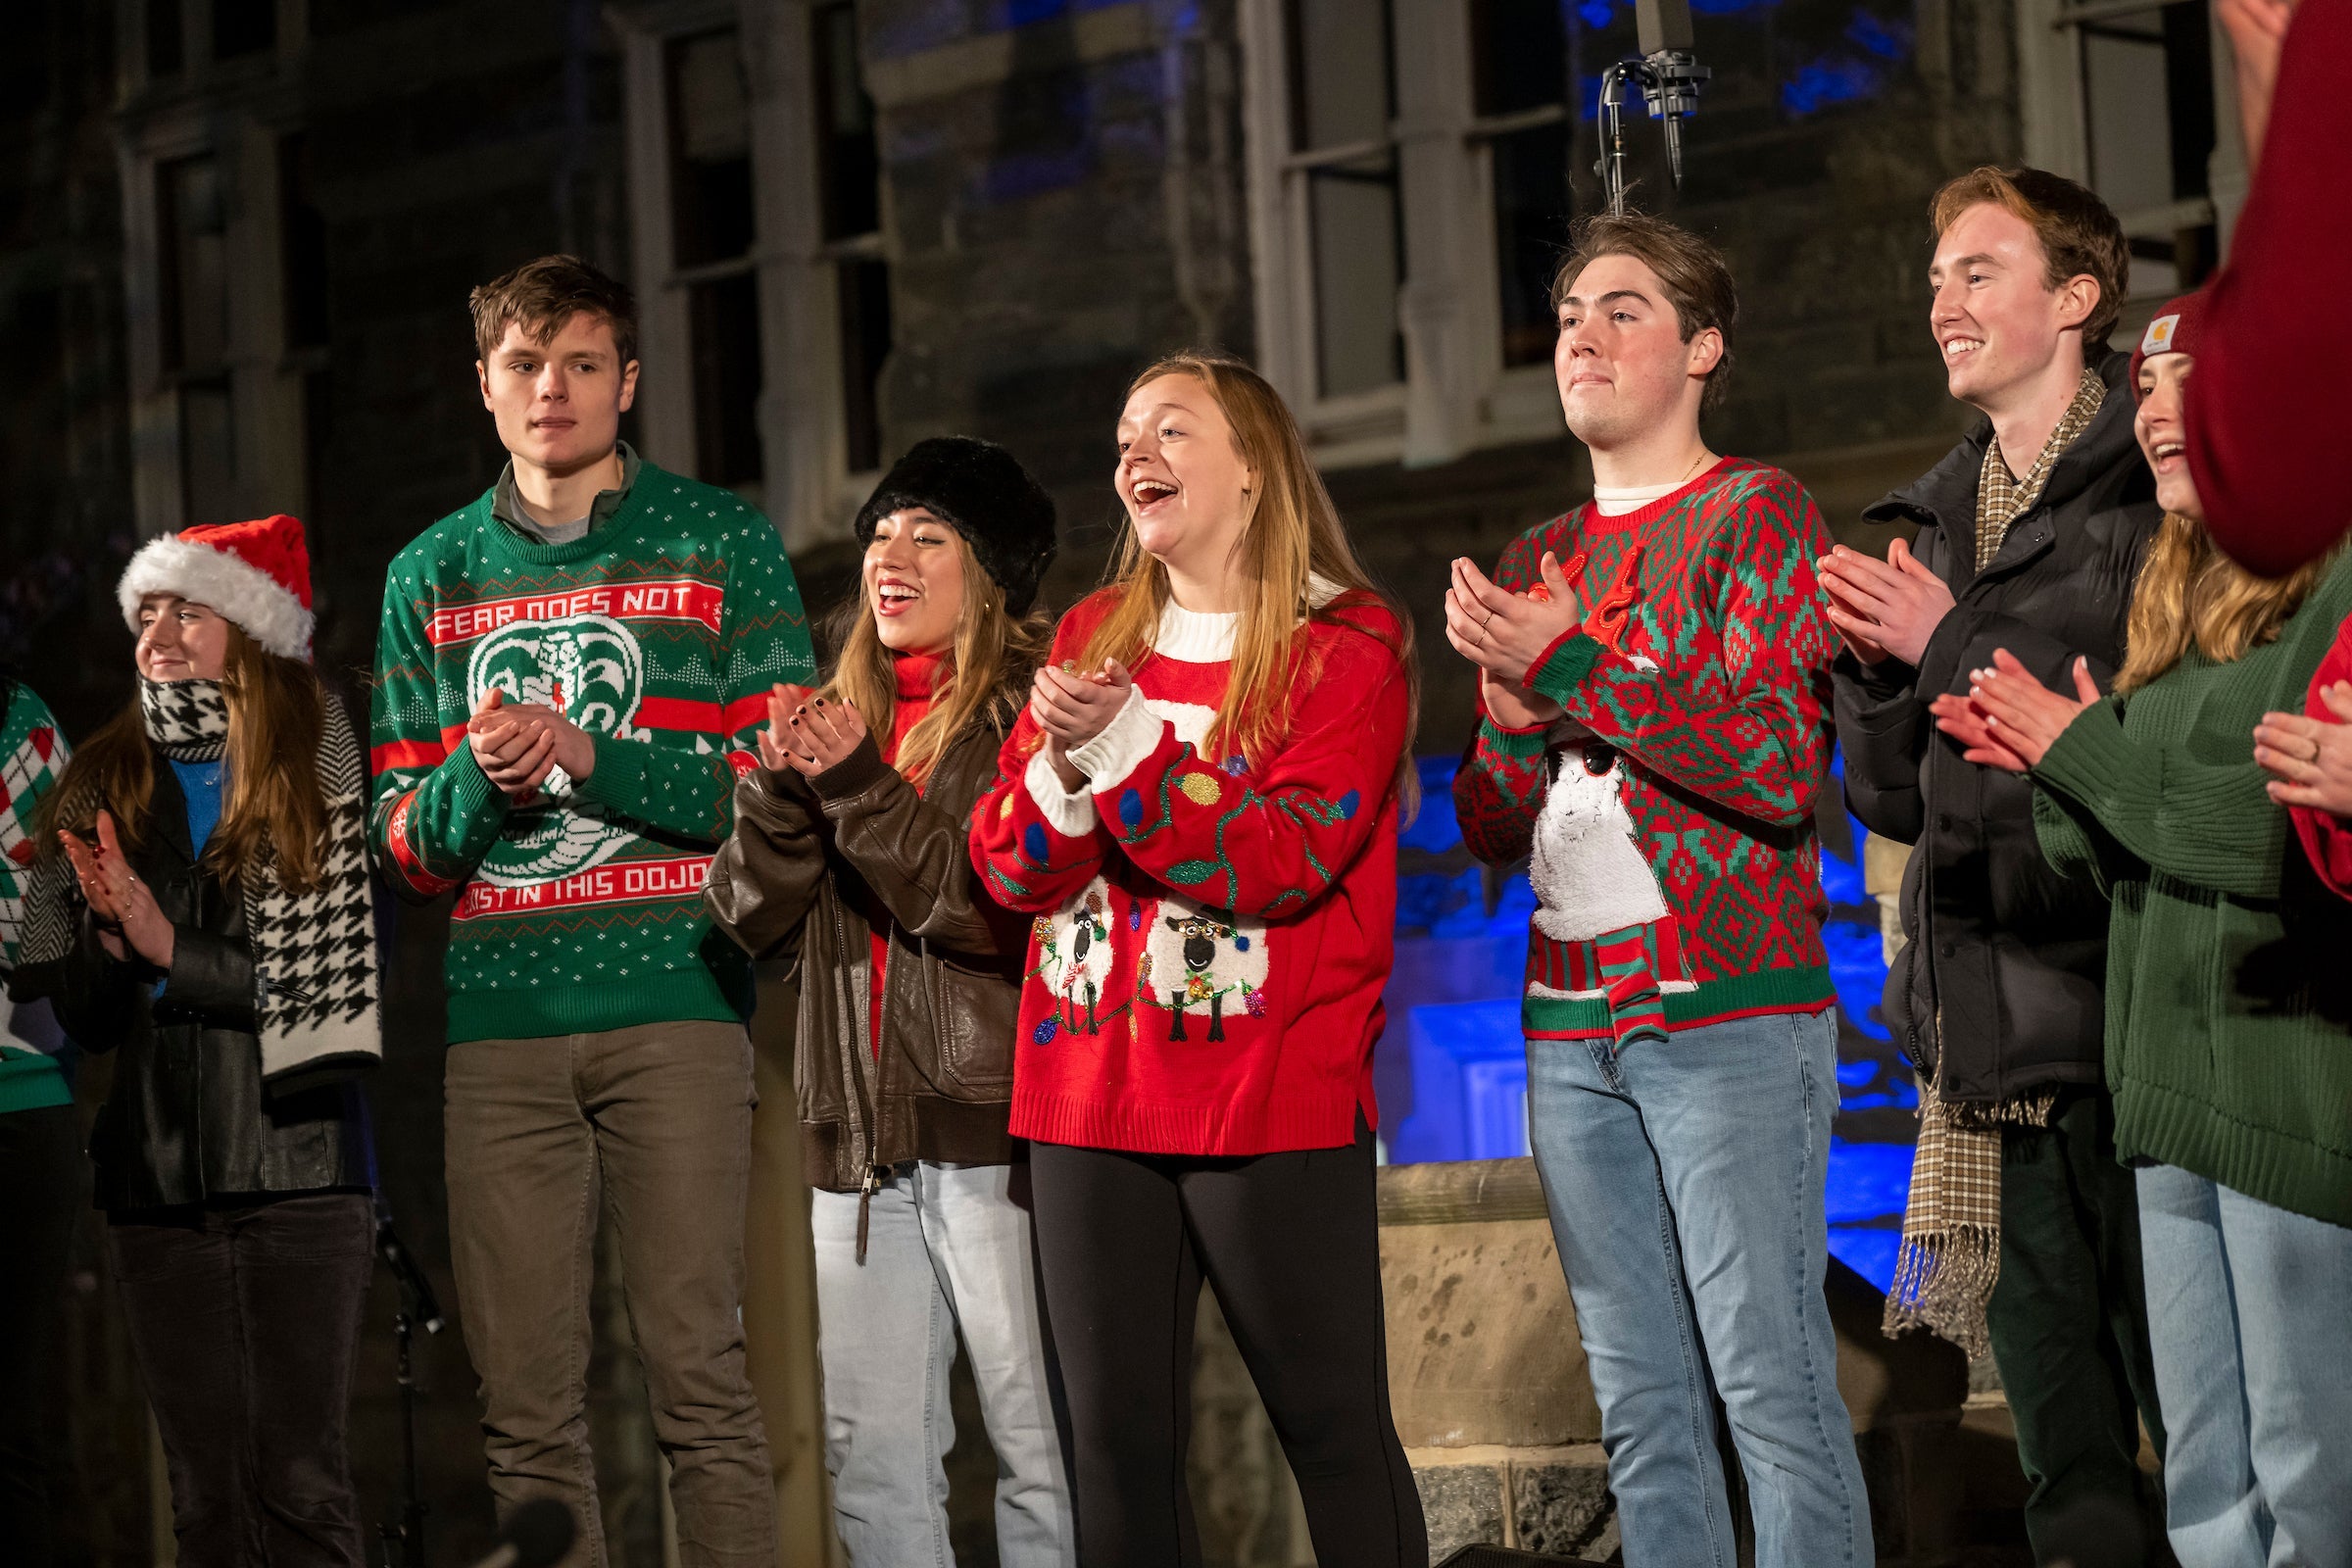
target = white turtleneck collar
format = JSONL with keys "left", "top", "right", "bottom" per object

{"left": 1151, "top": 573, "right": 1346, "bottom": 663}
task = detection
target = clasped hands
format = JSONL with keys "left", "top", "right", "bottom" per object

{"left": 467, "top": 688, "right": 596, "bottom": 803}
{"left": 1028, "top": 662, "right": 1133, "bottom": 792}
{"left": 56, "top": 810, "right": 174, "bottom": 968}
{"left": 1444, "top": 554, "right": 1582, "bottom": 733}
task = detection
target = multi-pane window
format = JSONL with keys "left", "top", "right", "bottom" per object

{"left": 1284, "top": 0, "right": 1405, "bottom": 400}
{"left": 667, "top": 28, "right": 764, "bottom": 489}
{"left": 1246, "top": 0, "right": 1593, "bottom": 463}
{"left": 2070, "top": 0, "right": 2218, "bottom": 294}
{"left": 814, "top": 0, "right": 889, "bottom": 475}
{"left": 1471, "top": 0, "right": 1578, "bottom": 368}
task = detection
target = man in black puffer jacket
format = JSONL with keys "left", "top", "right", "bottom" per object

{"left": 1820, "top": 167, "right": 2165, "bottom": 1563}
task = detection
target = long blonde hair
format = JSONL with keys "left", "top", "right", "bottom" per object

{"left": 1079, "top": 351, "right": 1419, "bottom": 808}
{"left": 2116, "top": 512, "right": 2343, "bottom": 694}
{"left": 820, "top": 527, "right": 1051, "bottom": 783}
{"left": 44, "top": 626, "right": 329, "bottom": 893}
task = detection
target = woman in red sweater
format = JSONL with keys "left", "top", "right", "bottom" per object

{"left": 969, "top": 352, "right": 1426, "bottom": 1566}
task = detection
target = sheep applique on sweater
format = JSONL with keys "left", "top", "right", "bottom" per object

{"left": 1031, "top": 878, "right": 1118, "bottom": 1038}
{"left": 1142, "top": 909, "right": 1270, "bottom": 1043}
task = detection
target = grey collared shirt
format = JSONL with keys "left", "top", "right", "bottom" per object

{"left": 492, "top": 441, "right": 641, "bottom": 545}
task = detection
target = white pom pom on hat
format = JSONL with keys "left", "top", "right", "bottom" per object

{"left": 117, "top": 514, "right": 317, "bottom": 661}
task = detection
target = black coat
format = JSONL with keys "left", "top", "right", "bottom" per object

{"left": 1834, "top": 351, "right": 2161, "bottom": 1103}
{"left": 32, "top": 760, "right": 372, "bottom": 1213}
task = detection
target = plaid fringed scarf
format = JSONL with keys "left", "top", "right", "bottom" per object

{"left": 1883, "top": 1018, "right": 2056, "bottom": 1357}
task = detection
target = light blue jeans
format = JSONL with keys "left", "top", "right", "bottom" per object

{"left": 1525, "top": 1007, "right": 1871, "bottom": 1568}
{"left": 2135, "top": 1163, "right": 2352, "bottom": 1568}
{"left": 809, "top": 1160, "right": 1075, "bottom": 1568}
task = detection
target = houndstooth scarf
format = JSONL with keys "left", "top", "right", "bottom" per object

{"left": 141, "top": 677, "right": 229, "bottom": 759}
{"left": 19, "top": 682, "right": 379, "bottom": 1091}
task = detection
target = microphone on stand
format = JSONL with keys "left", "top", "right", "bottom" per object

{"left": 466, "top": 1498, "right": 576, "bottom": 1568}
{"left": 1596, "top": 0, "right": 1713, "bottom": 215}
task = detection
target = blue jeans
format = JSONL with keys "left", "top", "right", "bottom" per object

{"left": 2135, "top": 1163, "right": 2352, "bottom": 1568}
{"left": 1525, "top": 1007, "right": 1871, "bottom": 1568}
{"left": 810, "top": 1161, "right": 1075, "bottom": 1568}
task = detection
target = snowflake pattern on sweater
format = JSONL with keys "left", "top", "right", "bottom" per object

{"left": 969, "top": 584, "right": 1409, "bottom": 1156}
{"left": 1454, "top": 458, "right": 1838, "bottom": 1037}
{"left": 368, "top": 465, "right": 814, "bottom": 1044}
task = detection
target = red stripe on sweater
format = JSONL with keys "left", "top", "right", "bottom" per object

{"left": 372, "top": 738, "right": 450, "bottom": 774}
{"left": 384, "top": 791, "right": 461, "bottom": 895}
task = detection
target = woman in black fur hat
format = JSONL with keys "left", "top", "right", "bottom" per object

{"left": 706, "top": 436, "right": 1074, "bottom": 1566}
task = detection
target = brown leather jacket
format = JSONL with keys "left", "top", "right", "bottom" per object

{"left": 705, "top": 715, "right": 1028, "bottom": 1193}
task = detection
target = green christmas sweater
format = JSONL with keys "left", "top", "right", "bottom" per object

{"left": 1453, "top": 458, "right": 1838, "bottom": 1038}
{"left": 1, "top": 684, "right": 71, "bottom": 1112}
{"left": 369, "top": 463, "right": 814, "bottom": 1044}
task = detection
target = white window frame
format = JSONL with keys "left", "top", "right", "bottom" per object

{"left": 116, "top": 0, "right": 313, "bottom": 539}
{"left": 612, "top": 0, "right": 885, "bottom": 551}
{"left": 2016, "top": 0, "right": 2250, "bottom": 310}
{"left": 1241, "top": 0, "right": 1575, "bottom": 471}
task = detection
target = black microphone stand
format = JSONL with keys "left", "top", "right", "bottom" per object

{"left": 375, "top": 1199, "right": 447, "bottom": 1568}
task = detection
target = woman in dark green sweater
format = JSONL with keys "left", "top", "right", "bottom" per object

{"left": 1936, "top": 293, "right": 2352, "bottom": 1568}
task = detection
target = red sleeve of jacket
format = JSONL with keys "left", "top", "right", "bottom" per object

{"left": 2289, "top": 613, "right": 2352, "bottom": 902}
{"left": 2186, "top": 0, "right": 2352, "bottom": 574}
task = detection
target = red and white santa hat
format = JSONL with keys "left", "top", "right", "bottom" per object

{"left": 117, "top": 514, "right": 316, "bottom": 661}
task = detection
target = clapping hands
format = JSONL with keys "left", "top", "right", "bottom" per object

{"left": 56, "top": 809, "right": 174, "bottom": 968}
{"left": 1030, "top": 661, "right": 1133, "bottom": 791}
{"left": 1929, "top": 650, "right": 2102, "bottom": 772}
{"left": 758, "top": 684, "right": 872, "bottom": 778}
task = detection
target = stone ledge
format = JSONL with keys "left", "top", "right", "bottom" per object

{"left": 1378, "top": 1155, "right": 1548, "bottom": 1226}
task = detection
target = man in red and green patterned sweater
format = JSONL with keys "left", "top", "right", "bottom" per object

{"left": 1446, "top": 215, "right": 1869, "bottom": 1568}
{"left": 369, "top": 257, "right": 811, "bottom": 1567}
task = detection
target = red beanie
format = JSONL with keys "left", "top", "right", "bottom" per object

{"left": 2129, "top": 289, "right": 2209, "bottom": 400}
{"left": 116, "top": 514, "right": 316, "bottom": 661}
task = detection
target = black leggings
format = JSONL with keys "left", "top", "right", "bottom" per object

{"left": 1030, "top": 1115, "right": 1427, "bottom": 1568}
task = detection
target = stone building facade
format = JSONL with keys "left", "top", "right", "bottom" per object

{"left": 0, "top": 0, "right": 2237, "bottom": 1563}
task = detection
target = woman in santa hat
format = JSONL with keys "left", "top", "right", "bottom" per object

{"left": 13, "top": 514, "right": 380, "bottom": 1568}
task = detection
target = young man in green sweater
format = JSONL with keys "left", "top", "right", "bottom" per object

{"left": 369, "top": 256, "right": 813, "bottom": 1566}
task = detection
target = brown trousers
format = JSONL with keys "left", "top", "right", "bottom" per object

{"left": 445, "top": 1021, "right": 777, "bottom": 1568}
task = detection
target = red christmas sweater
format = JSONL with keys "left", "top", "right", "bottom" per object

{"left": 2289, "top": 615, "right": 2352, "bottom": 904}
{"left": 1453, "top": 458, "right": 1838, "bottom": 1039}
{"left": 969, "top": 583, "right": 1410, "bottom": 1155}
